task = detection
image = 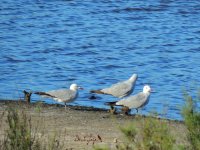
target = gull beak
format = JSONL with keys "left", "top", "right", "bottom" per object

{"left": 78, "top": 86, "right": 84, "bottom": 90}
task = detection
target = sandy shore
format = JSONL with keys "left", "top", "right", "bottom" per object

{"left": 0, "top": 100, "right": 188, "bottom": 150}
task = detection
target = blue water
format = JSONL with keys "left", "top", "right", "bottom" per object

{"left": 0, "top": 0, "right": 200, "bottom": 120}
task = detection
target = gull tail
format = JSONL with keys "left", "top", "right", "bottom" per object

{"left": 34, "top": 91, "right": 55, "bottom": 98}
{"left": 90, "top": 90, "right": 105, "bottom": 94}
{"left": 105, "top": 101, "right": 118, "bottom": 114}
{"left": 104, "top": 101, "right": 117, "bottom": 106}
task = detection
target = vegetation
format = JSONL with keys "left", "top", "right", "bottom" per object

{"left": 182, "top": 91, "right": 200, "bottom": 150}
{"left": 3, "top": 108, "right": 32, "bottom": 150}
{"left": 113, "top": 117, "right": 175, "bottom": 150}
{"left": 0, "top": 108, "right": 64, "bottom": 150}
{"left": 95, "top": 90, "right": 200, "bottom": 150}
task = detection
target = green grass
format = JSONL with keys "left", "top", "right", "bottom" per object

{"left": 182, "top": 91, "right": 200, "bottom": 150}
{"left": 116, "top": 117, "right": 175, "bottom": 150}
{"left": 3, "top": 108, "right": 32, "bottom": 150}
{"left": 138, "top": 117, "right": 174, "bottom": 150}
{"left": 0, "top": 107, "right": 64, "bottom": 150}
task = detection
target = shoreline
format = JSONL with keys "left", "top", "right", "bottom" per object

{"left": 0, "top": 99, "right": 183, "bottom": 122}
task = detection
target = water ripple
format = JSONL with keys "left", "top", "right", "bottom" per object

{"left": 0, "top": 0, "right": 200, "bottom": 120}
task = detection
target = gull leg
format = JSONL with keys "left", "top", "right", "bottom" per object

{"left": 125, "top": 109, "right": 131, "bottom": 115}
{"left": 65, "top": 102, "right": 67, "bottom": 110}
{"left": 109, "top": 105, "right": 116, "bottom": 114}
{"left": 122, "top": 106, "right": 130, "bottom": 115}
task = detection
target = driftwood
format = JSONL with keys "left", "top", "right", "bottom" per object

{"left": 23, "top": 90, "right": 32, "bottom": 104}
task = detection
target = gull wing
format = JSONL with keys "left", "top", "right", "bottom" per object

{"left": 102, "top": 80, "right": 133, "bottom": 98}
{"left": 116, "top": 92, "right": 149, "bottom": 109}
{"left": 46, "top": 89, "right": 77, "bottom": 101}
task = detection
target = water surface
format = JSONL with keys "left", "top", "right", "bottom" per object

{"left": 1, "top": 0, "right": 200, "bottom": 120}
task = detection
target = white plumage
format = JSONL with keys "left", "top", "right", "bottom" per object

{"left": 106, "top": 85, "right": 152, "bottom": 114}
{"left": 35, "top": 84, "right": 83, "bottom": 109}
{"left": 90, "top": 74, "right": 138, "bottom": 98}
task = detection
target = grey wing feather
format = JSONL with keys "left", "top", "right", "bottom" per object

{"left": 102, "top": 80, "right": 132, "bottom": 98}
{"left": 47, "top": 89, "right": 76, "bottom": 101}
{"left": 116, "top": 92, "right": 148, "bottom": 109}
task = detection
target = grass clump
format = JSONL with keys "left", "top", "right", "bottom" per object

{"left": 117, "top": 117, "right": 175, "bottom": 150}
{"left": 182, "top": 91, "right": 200, "bottom": 150}
{"left": 139, "top": 117, "right": 175, "bottom": 150}
{"left": 0, "top": 108, "right": 64, "bottom": 150}
{"left": 3, "top": 108, "right": 33, "bottom": 150}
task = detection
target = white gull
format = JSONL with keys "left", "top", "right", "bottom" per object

{"left": 35, "top": 83, "right": 83, "bottom": 109}
{"left": 90, "top": 74, "right": 138, "bottom": 98}
{"left": 106, "top": 85, "right": 152, "bottom": 114}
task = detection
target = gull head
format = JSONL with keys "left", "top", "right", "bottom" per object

{"left": 70, "top": 84, "right": 83, "bottom": 91}
{"left": 129, "top": 74, "right": 138, "bottom": 82}
{"left": 143, "top": 85, "right": 152, "bottom": 94}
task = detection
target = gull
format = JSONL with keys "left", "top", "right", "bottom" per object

{"left": 105, "top": 85, "right": 152, "bottom": 115}
{"left": 90, "top": 74, "right": 138, "bottom": 98}
{"left": 34, "top": 83, "right": 83, "bottom": 109}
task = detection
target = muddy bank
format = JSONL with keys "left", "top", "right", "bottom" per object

{"left": 0, "top": 100, "right": 187, "bottom": 150}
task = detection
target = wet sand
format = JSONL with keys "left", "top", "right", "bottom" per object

{"left": 0, "top": 100, "right": 188, "bottom": 150}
